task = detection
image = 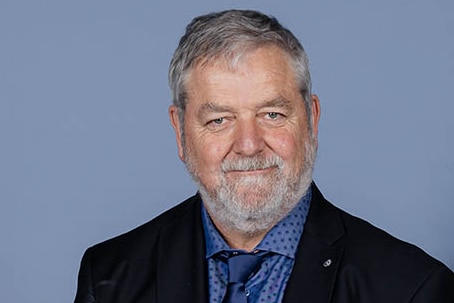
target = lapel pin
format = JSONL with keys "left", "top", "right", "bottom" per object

{"left": 323, "top": 259, "right": 332, "bottom": 268}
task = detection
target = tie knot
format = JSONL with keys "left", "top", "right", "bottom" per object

{"left": 223, "top": 251, "right": 267, "bottom": 283}
{"left": 218, "top": 250, "right": 268, "bottom": 303}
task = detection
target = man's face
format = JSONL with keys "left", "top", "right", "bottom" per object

{"left": 169, "top": 46, "right": 320, "bottom": 234}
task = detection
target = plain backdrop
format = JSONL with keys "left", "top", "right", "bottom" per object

{"left": 1, "top": 1, "right": 453, "bottom": 302}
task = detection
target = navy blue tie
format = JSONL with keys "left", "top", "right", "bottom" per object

{"left": 221, "top": 251, "right": 266, "bottom": 303}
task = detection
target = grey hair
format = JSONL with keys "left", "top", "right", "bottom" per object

{"left": 168, "top": 9, "right": 313, "bottom": 132}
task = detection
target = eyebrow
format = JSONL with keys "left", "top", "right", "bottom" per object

{"left": 197, "top": 97, "right": 293, "bottom": 118}
{"left": 197, "top": 103, "right": 234, "bottom": 120}
{"left": 260, "top": 97, "right": 293, "bottom": 110}
{"left": 199, "top": 102, "right": 233, "bottom": 113}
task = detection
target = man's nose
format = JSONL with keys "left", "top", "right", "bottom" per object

{"left": 232, "top": 119, "right": 265, "bottom": 156}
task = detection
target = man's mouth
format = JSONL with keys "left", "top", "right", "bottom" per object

{"left": 224, "top": 166, "right": 277, "bottom": 175}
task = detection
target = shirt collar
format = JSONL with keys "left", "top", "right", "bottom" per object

{"left": 202, "top": 187, "right": 312, "bottom": 259}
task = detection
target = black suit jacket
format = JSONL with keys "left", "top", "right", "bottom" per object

{"left": 74, "top": 185, "right": 454, "bottom": 302}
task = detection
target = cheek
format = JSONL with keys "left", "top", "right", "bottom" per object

{"left": 187, "top": 133, "right": 229, "bottom": 172}
{"left": 266, "top": 131, "right": 299, "bottom": 161}
{"left": 205, "top": 145, "right": 226, "bottom": 172}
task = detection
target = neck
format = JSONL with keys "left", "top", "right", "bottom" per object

{"left": 209, "top": 216, "right": 272, "bottom": 252}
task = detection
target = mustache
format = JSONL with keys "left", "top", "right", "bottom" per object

{"left": 221, "top": 156, "right": 284, "bottom": 172}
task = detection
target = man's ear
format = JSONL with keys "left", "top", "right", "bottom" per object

{"left": 310, "top": 94, "right": 321, "bottom": 141}
{"left": 168, "top": 105, "right": 185, "bottom": 162}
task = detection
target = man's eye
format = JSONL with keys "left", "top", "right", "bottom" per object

{"left": 267, "top": 112, "right": 280, "bottom": 119}
{"left": 212, "top": 117, "right": 224, "bottom": 124}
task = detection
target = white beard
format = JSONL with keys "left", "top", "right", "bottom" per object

{"left": 185, "top": 139, "right": 316, "bottom": 236}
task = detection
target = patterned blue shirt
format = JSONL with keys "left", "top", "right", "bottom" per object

{"left": 201, "top": 187, "right": 312, "bottom": 303}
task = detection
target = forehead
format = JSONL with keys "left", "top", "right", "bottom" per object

{"left": 185, "top": 46, "right": 299, "bottom": 102}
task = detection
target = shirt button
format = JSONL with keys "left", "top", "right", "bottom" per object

{"left": 245, "top": 289, "right": 250, "bottom": 297}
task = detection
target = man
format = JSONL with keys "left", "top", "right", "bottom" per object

{"left": 74, "top": 9, "right": 454, "bottom": 303}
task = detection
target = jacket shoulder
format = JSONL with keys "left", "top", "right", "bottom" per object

{"left": 74, "top": 194, "right": 206, "bottom": 303}
{"left": 337, "top": 202, "right": 445, "bottom": 271}
{"left": 82, "top": 194, "right": 201, "bottom": 272}
{"left": 312, "top": 189, "right": 454, "bottom": 300}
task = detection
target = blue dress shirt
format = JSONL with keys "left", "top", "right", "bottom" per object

{"left": 201, "top": 187, "right": 312, "bottom": 303}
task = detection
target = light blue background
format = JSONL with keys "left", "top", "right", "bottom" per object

{"left": 1, "top": 1, "right": 453, "bottom": 302}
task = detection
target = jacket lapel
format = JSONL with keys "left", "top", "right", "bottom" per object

{"left": 283, "top": 184, "right": 345, "bottom": 303}
{"left": 155, "top": 195, "right": 209, "bottom": 303}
